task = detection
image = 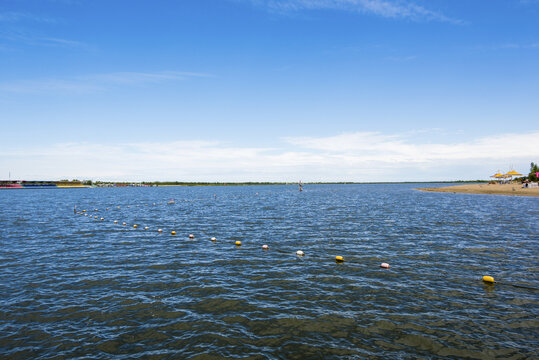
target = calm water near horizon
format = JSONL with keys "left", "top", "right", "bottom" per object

{"left": 1, "top": 184, "right": 538, "bottom": 359}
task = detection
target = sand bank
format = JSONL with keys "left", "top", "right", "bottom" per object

{"left": 416, "top": 183, "right": 539, "bottom": 197}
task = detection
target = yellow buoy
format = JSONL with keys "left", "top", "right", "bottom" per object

{"left": 235, "top": 241, "right": 241, "bottom": 246}
{"left": 335, "top": 256, "right": 344, "bottom": 263}
{"left": 483, "top": 275, "right": 495, "bottom": 283}
{"left": 171, "top": 231, "right": 176, "bottom": 235}
{"left": 114, "top": 220, "right": 118, "bottom": 224}
{"left": 133, "top": 224, "right": 138, "bottom": 228}
{"left": 100, "top": 218, "right": 104, "bottom": 221}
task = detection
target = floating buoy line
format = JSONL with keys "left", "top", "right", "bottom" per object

{"left": 73, "top": 202, "right": 537, "bottom": 290}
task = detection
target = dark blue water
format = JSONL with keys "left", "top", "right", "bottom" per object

{"left": 1, "top": 184, "right": 538, "bottom": 359}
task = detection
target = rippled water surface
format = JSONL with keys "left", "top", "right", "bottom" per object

{"left": 1, "top": 184, "right": 538, "bottom": 359}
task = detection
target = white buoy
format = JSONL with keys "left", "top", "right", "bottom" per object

{"left": 380, "top": 263, "right": 390, "bottom": 269}
{"left": 189, "top": 234, "right": 195, "bottom": 239}
{"left": 144, "top": 226, "right": 149, "bottom": 230}
{"left": 211, "top": 237, "right": 217, "bottom": 241}
{"left": 262, "top": 245, "right": 269, "bottom": 250}
{"left": 114, "top": 220, "right": 118, "bottom": 224}
{"left": 158, "top": 229, "right": 163, "bottom": 233}
{"left": 296, "top": 250, "right": 305, "bottom": 256}
{"left": 122, "top": 222, "right": 127, "bottom": 226}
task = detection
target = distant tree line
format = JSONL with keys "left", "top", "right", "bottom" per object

{"left": 141, "top": 181, "right": 296, "bottom": 186}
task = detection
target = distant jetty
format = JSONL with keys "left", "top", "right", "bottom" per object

{"left": 0, "top": 180, "right": 88, "bottom": 189}
{"left": 416, "top": 183, "right": 539, "bottom": 197}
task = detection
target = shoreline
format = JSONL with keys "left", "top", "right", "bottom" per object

{"left": 416, "top": 183, "right": 539, "bottom": 197}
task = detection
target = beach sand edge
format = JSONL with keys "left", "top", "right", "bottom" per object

{"left": 415, "top": 183, "right": 539, "bottom": 197}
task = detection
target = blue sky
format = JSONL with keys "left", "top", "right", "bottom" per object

{"left": 1, "top": 0, "right": 538, "bottom": 182}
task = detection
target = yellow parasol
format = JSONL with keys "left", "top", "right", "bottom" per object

{"left": 505, "top": 170, "right": 522, "bottom": 181}
{"left": 490, "top": 171, "right": 507, "bottom": 183}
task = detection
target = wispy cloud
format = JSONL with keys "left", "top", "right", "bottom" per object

{"left": 1, "top": 131, "right": 537, "bottom": 181}
{"left": 0, "top": 12, "right": 55, "bottom": 24}
{"left": 0, "top": 29, "right": 88, "bottom": 49}
{"left": 244, "top": 0, "right": 462, "bottom": 24}
{"left": 0, "top": 71, "right": 212, "bottom": 94}
{"left": 498, "top": 43, "right": 539, "bottom": 50}
{"left": 0, "top": 11, "right": 88, "bottom": 50}
{"left": 385, "top": 55, "right": 417, "bottom": 62}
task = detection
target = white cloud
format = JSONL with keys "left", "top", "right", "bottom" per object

{"left": 0, "top": 71, "right": 212, "bottom": 94}
{"left": 1, "top": 131, "right": 537, "bottom": 182}
{"left": 286, "top": 131, "right": 539, "bottom": 163}
{"left": 246, "top": 0, "right": 462, "bottom": 23}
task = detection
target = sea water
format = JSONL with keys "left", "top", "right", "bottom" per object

{"left": 0, "top": 184, "right": 537, "bottom": 359}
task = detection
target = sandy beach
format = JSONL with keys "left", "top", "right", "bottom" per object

{"left": 417, "top": 183, "right": 539, "bottom": 197}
